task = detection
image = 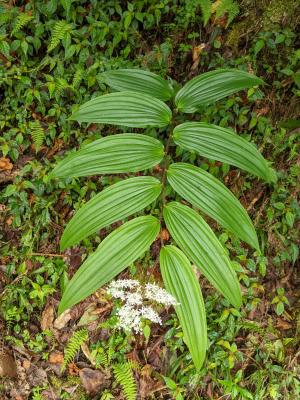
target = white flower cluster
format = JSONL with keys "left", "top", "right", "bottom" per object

{"left": 107, "top": 279, "right": 179, "bottom": 333}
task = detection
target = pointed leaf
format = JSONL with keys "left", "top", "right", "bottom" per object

{"left": 199, "top": 0, "right": 212, "bottom": 25}
{"left": 70, "top": 91, "right": 172, "bottom": 128}
{"left": 163, "top": 202, "right": 242, "bottom": 308}
{"left": 173, "top": 122, "right": 276, "bottom": 182}
{"left": 51, "top": 134, "right": 164, "bottom": 179}
{"left": 59, "top": 216, "right": 160, "bottom": 313}
{"left": 167, "top": 163, "right": 259, "bottom": 250}
{"left": 160, "top": 245, "right": 207, "bottom": 369}
{"left": 102, "top": 69, "right": 174, "bottom": 101}
{"left": 61, "top": 176, "right": 162, "bottom": 250}
{"left": 175, "top": 69, "right": 263, "bottom": 113}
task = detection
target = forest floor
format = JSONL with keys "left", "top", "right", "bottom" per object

{"left": 0, "top": 1, "right": 299, "bottom": 399}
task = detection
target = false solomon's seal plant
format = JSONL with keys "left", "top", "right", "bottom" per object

{"left": 51, "top": 68, "right": 276, "bottom": 370}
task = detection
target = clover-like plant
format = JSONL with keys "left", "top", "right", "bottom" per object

{"left": 51, "top": 68, "right": 276, "bottom": 370}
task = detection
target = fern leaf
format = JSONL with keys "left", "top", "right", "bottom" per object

{"left": 29, "top": 120, "right": 44, "bottom": 152}
{"left": 11, "top": 13, "right": 33, "bottom": 36}
{"left": 72, "top": 68, "right": 84, "bottom": 88}
{"left": 47, "top": 20, "right": 72, "bottom": 53}
{"left": 0, "top": 39, "right": 10, "bottom": 59}
{"left": 62, "top": 328, "right": 88, "bottom": 371}
{"left": 200, "top": 0, "right": 212, "bottom": 25}
{"left": 213, "top": 0, "right": 239, "bottom": 26}
{"left": 113, "top": 362, "right": 137, "bottom": 400}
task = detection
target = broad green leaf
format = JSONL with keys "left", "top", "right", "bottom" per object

{"left": 102, "top": 69, "right": 174, "bottom": 101}
{"left": 160, "top": 245, "right": 207, "bottom": 369}
{"left": 51, "top": 134, "right": 164, "bottom": 179}
{"left": 70, "top": 91, "right": 172, "bottom": 128}
{"left": 163, "top": 202, "right": 242, "bottom": 308}
{"left": 173, "top": 122, "right": 276, "bottom": 182}
{"left": 175, "top": 69, "right": 263, "bottom": 113}
{"left": 167, "top": 163, "right": 259, "bottom": 250}
{"left": 61, "top": 176, "right": 162, "bottom": 250}
{"left": 59, "top": 216, "right": 160, "bottom": 313}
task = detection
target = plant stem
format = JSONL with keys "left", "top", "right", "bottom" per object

{"left": 158, "top": 128, "right": 173, "bottom": 248}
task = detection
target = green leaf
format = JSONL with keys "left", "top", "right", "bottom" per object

{"left": 160, "top": 245, "right": 207, "bottom": 370}
{"left": 163, "top": 202, "right": 242, "bottom": 308}
{"left": 51, "top": 134, "right": 164, "bottom": 179}
{"left": 60, "top": 176, "right": 162, "bottom": 250}
{"left": 173, "top": 122, "right": 276, "bottom": 183}
{"left": 102, "top": 69, "right": 174, "bottom": 101}
{"left": 69, "top": 91, "right": 172, "bottom": 128}
{"left": 199, "top": 0, "right": 212, "bottom": 25}
{"left": 175, "top": 69, "right": 263, "bottom": 113}
{"left": 167, "top": 163, "right": 259, "bottom": 250}
{"left": 59, "top": 216, "right": 160, "bottom": 313}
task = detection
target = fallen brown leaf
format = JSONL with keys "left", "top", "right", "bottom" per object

{"left": 79, "top": 368, "right": 107, "bottom": 395}
{"left": 81, "top": 343, "right": 96, "bottom": 366}
{"left": 68, "top": 362, "right": 80, "bottom": 376}
{"left": 0, "top": 352, "right": 17, "bottom": 378}
{"left": 41, "top": 303, "right": 55, "bottom": 331}
{"left": 49, "top": 351, "right": 64, "bottom": 365}
{"left": 53, "top": 309, "right": 72, "bottom": 330}
{"left": 0, "top": 157, "right": 13, "bottom": 171}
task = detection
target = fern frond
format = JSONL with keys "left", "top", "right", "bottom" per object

{"left": 72, "top": 68, "right": 84, "bottom": 88}
{"left": 4, "top": 306, "right": 19, "bottom": 330}
{"left": 0, "top": 39, "right": 10, "bottom": 59}
{"left": 213, "top": 0, "right": 239, "bottom": 26}
{"left": 11, "top": 13, "right": 33, "bottom": 36}
{"left": 62, "top": 328, "right": 88, "bottom": 371}
{"left": 95, "top": 348, "right": 109, "bottom": 369}
{"left": 29, "top": 120, "right": 44, "bottom": 152}
{"left": 55, "top": 77, "right": 70, "bottom": 96}
{"left": 113, "top": 362, "right": 137, "bottom": 400}
{"left": 47, "top": 20, "right": 72, "bottom": 53}
{"left": 200, "top": 0, "right": 212, "bottom": 26}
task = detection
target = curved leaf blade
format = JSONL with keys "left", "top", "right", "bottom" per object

{"left": 61, "top": 176, "right": 162, "bottom": 250}
{"left": 70, "top": 91, "right": 172, "bottom": 128}
{"left": 59, "top": 216, "right": 160, "bottom": 313}
{"left": 173, "top": 122, "right": 276, "bottom": 182}
{"left": 163, "top": 202, "right": 242, "bottom": 308}
{"left": 102, "top": 69, "right": 174, "bottom": 101}
{"left": 51, "top": 134, "right": 164, "bottom": 179}
{"left": 160, "top": 245, "right": 207, "bottom": 369}
{"left": 167, "top": 163, "right": 259, "bottom": 250}
{"left": 175, "top": 69, "right": 263, "bottom": 113}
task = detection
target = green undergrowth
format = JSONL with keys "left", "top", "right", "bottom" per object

{"left": 0, "top": 0, "right": 299, "bottom": 399}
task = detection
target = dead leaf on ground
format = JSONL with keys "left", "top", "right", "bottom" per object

{"left": 81, "top": 343, "right": 96, "bottom": 366}
{"left": 41, "top": 303, "right": 55, "bottom": 331}
{"left": 53, "top": 309, "right": 72, "bottom": 330}
{"left": 79, "top": 368, "right": 108, "bottom": 395}
{"left": 191, "top": 43, "right": 206, "bottom": 70}
{"left": 68, "top": 362, "right": 80, "bottom": 376}
{"left": 276, "top": 319, "right": 293, "bottom": 330}
{"left": 49, "top": 351, "right": 64, "bottom": 365}
{"left": 0, "top": 157, "right": 13, "bottom": 171}
{"left": 0, "top": 352, "right": 17, "bottom": 377}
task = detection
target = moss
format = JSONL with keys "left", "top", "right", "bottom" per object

{"left": 262, "top": 0, "right": 299, "bottom": 30}
{"left": 226, "top": 0, "right": 300, "bottom": 49}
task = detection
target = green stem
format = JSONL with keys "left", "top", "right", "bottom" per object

{"left": 158, "top": 127, "right": 173, "bottom": 248}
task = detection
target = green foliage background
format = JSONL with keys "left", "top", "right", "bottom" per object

{"left": 0, "top": 0, "right": 299, "bottom": 399}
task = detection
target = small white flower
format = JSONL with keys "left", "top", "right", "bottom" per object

{"left": 145, "top": 283, "right": 179, "bottom": 306}
{"left": 140, "top": 306, "right": 162, "bottom": 324}
{"left": 107, "top": 287, "right": 126, "bottom": 300}
{"left": 125, "top": 291, "right": 143, "bottom": 306}
{"left": 116, "top": 304, "right": 142, "bottom": 333}
{"left": 109, "top": 279, "right": 140, "bottom": 290}
{"left": 106, "top": 279, "right": 179, "bottom": 334}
